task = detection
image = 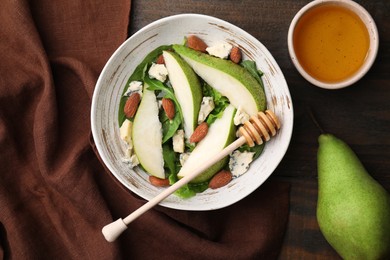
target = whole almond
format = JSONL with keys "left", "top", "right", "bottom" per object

{"left": 124, "top": 92, "right": 141, "bottom": 118}
{"left": 162, "top": 98, "right": 175, "bottom": 120}
{"left": 187, "top": 35, "right": 208, "bottom": 53}
{"left": 209, "top": 170, "right": 232, "bottom": 189}
{"left": 189, "top": 122, "right": 208, "bottom": 143}
{"left": 230, "top": 46, "right": 242, "bottom": 64}
{"left": 149, "top": 175, "right": 170, "bottom": 187}
{"left": 156, "top": 54, "right": 165, "bottom": 64}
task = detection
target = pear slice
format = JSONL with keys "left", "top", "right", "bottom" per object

{"left": 173, "top": 44, "right": 266, "bottom": 116}
{"left": 163, "top": 51, "right": 202, "bottom": 139}
{"left": 132, "top": 83, "right": 165, "bottom": 179}
{"left": 178, "top": 104, "right": 236, "bottom": 183}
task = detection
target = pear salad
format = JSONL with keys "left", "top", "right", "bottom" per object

{"left": 118, "top": 36, "right": 268, "bottom": 198}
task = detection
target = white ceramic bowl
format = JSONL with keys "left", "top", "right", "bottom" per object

{"left": 287, "top": 0, "right": 379, "bottom": 89}
{"left": 91, "top": 14, "right": 293, "bottom": 211}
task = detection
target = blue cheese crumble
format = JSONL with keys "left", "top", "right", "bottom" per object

{"left": 233, "top": 106, "right": 250, "bottom": 126}
{"left": 179, "top": 152, "right": 191, "bottom": 166}
{"left": 124, "top": 81, "right": 143, "bottom": 97}
{"left": 122, "top": 153, "right": 139, "bottom": 168}
{"left": 120, "top": 119, "right": 133, "bottom": 145}
{"left": 197, "top": 96, "right": 215, "bottom": 124}
{"left": 148, "top": 63, "right": 168, "bottom": 82}
{"left": 172, "top": 129, "right": 185, "bottom": 153}
{"left": 229, "top": 150, "right": 255, "bottom": 177}
{"left": 206, "top": 42, "right": 233, "bottom": 59}
{"left": 120, "top": 119, "right": 139, "bottom": 168}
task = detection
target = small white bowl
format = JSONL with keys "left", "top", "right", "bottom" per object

{"left": 288, "top": 0, "right": 379, "bottom": 89}
{"left": 91, "top": 14, "right": 293, "bottom": 211}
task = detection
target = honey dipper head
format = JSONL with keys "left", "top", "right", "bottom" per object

{"left": 239, "top": 110, "right": 281, "bottom": 147}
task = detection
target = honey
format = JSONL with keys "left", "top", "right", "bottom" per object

{"left": 293, "top": 4, "right": 370, "bottom": 83}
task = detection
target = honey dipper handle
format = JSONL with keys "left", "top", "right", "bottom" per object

{"left": 102, "top": 109, "right": 281, "bottom": 242}
{"left": 102, "top": 136, "right": 247, "bottom": 242}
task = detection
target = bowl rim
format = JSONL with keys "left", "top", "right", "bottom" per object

{"left": 91, "top": 13, "right": 294, "bottom": 210}
{"left": 287, "top": 0, "right": 379, "bottom": 89}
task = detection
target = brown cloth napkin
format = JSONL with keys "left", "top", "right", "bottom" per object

{"left": 0, "top": 0, "right": 290, "bottom": 259}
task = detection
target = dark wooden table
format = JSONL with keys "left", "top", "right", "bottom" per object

{"left": 128, "top": 1, "right": 390, "bottom": 259}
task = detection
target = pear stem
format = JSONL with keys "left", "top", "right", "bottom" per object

{"left": 307, "top": 107, "right": 325, "bottom": 134}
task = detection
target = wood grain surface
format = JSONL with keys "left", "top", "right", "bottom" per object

{"left": 128, "top": 1, "right": 390, "bottom": 259}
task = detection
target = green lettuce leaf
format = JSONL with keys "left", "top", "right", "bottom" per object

{"left": 240, "top": 60, "right": 265, "bottom": 90}
{"left": 202, "top": 83, "right": 229, "bottom": 125}
{"left": 173, "top": 182, "right": 209, "bottom": 199}
{"left": 118, "top": 45, "right": 172, "bottom": 126}
{"left": 162, "top": 143, "right": 177, "bottom": 176}
{"left": 144, "top": 76, "right": 183, "bottom": 143}
{"left": 239, "top": 143, "right": 265, "bottom": 160}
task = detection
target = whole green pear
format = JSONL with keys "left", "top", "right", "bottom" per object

{"left": 317, "top": 134, "right": 390, "bottom": 260}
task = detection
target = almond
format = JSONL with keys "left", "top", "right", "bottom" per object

{"left": 156, "top": 54, "right": 165, "bottom": 64}
{"left": 124, "top": 92, "right": 141, "bottom": 118}
{"left": 149, "top": 176, "right": 170, "bottom": 187}
{"left": 209, "top": 170, "right": 232, "bottom": 189}
{"left": 230, "top": 46, "right": 242, "bottom": 64}
{"left": 162, "top": 98, "right": 175, "bottom": 120}
{"left": 189, "top": 122, "right": 208, "bottom": 143}
{"left": 187, "top": 35, "right": 208, "bottom": 53}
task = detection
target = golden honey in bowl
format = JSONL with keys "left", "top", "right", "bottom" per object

{"left": 293, "top": 4, "right": 370, "bottom": 83}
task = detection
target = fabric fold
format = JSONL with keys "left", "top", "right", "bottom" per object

{"left": 1, "top": 0, "right": 130, "bottom": 259}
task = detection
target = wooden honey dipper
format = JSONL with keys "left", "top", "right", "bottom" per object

{"left": 102, "top": 109, "right": 281, "bottom": 242}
